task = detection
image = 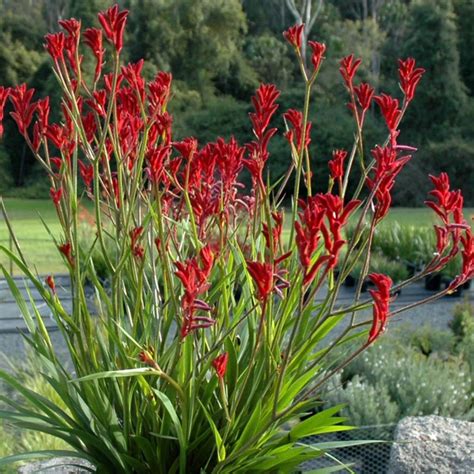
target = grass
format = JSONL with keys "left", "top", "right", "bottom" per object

{"left": 0, "top": 198, "right": 70, "bottom": 275}
{"left": 1, "top": 198, "right": 473, "bottom": 275}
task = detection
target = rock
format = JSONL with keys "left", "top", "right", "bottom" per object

{"left": 18, "top": 457, "right": 95, "bottom": 473}
{"left": 388, "top": 415, "right": 474, "bottom": 474}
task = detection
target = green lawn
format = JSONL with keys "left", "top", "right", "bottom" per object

{"left": 0, "top": 198, "right": 66, "bottom": 275}
{"left": 1, "top": 198, "right": 473, "bottom": 275}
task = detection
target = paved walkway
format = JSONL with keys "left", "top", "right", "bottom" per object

{"left": 0, "top": 276, "right": 472, "bottom": 370}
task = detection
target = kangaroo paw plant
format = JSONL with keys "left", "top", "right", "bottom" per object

{"left": 0, "top": 5, "right": 472, "bottom": 473}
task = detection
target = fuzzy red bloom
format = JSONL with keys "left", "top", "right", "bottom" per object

{"left": 86, "top": 89, "right": 107, "bottom": 117}
{"left": 35, "top": 97, "right": 50, "bottom": 134}
{"left": 59, "top": 18, "right": 81, "bottom": 41}
{"left": 249, "top": 84, "right": 280, "bottom": 141}
{"left": 122, "top": 60, "right": 146, "bottom": 99}
{"left": 212, "top": 352, "right": 228, "bottom": 379}
{"left": 130, "top": 226, "right": 144, "bottom": 259}
{"left": 368, "top": 273, "right": 394, "bottom": 343}
{"left": 79, "top": 160, "right": 94, "bottom": 189}
{"left": 50, "top": 187, "right": 63, "bottom": 207}
{"left": 353, "top": 82, "right": 374, "bottom": 112}
{"left": 148, "top": 72, "right": 173, "bottom": 115}
{"left": 44, "top": 32, "right": 65, "bottom": 62}
{"left": 424, "top": 173, "right": 467, "bottom": 273}
{"left": 262, "top": 211, "right": 283, "bottom": 254}
{"left": 374, "top": 94, "right": 401, "bottom": 133}
{"left": 245, "top": 84, "right": 280, "bottom": 190}
{"left": 58, "top": 241, "right": 74, "bottom": 267}
{"left": 247, "top": 261, "right": 274, "bottom": 301}
{"left": 448, "top": 229, "right": 473, "bottom": 289}
{"left": 340, "top": 54, "right": 362, "bottom": 89}
{"left": 83, "top": 28, "right": 104, "bottom": 82}
{"left": 398, "top": 58, "right": 425, "bottom": 103}
{"left": 283, "top": 24, "right": 304, "bottom": 49}
{"left": 319, "top": 194, "right": 360, "bottom": 268}
{"left": 425, "top": 173, "right": 463, "bottom": 226}
{"left": 146, "top": 146, "right": 170, "bottom": 184}
{"left": 9, "top": 84, "right": 37, "bottom": 136}
{"left": 308, "top": 41, "right": 326, "bottom": 71}
{"left": 175, "top": 246, "right": 215, "bottom": 338}
{"left": 366, "top": 144, "right": 411, "bottom": 223}
{"left": 98, "top": 4, "right": 128, "bottom": 53}
{"left": 0, "top": 86, "right": 10, "bottom": 138}
{"left": 45, "top": 275, "right": 56, "bottom": 294}
{"left": 283, "top": 109, "right": 311, "bottom": 153}
{"left": 328, "top": 149, "right": 347, "bottom": 180}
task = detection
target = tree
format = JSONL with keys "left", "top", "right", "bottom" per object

{"left": 400, "top": 0, "right": 468, "bottom": 139}
{"left": 453, "top": 0, "right": 474, "bottom": 95}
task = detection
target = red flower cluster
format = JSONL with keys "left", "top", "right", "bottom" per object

{"left": 9, "top": 84, "right": 36, "bottom": 136}
{"left": 246, "top": 260, "right": 289, "bottom": 302}
{"left": 308, "top": 41, "right": 326, "bottom": 72}
{"left": 130, "top": 226, "right": 145, "bottom": 260}
{"left": 366, "top": 143, "right": 412, "bottom": 223}
{"left": 245, "top": 84, "right": 280, "bottom": 191}
{"left": 0, "top": 86, "right": 10, "bottom": 138}
{"left": 58, "top": 241, "right": 74, "bottom": 267}
{"left": 295, "top": 194, "right": 360, "bottom": 285}
{"left": 367, "top": 273, "right": 394, "bottom": 343}
{"left": 283, "top": 109, "right": 311, "bottom": 153}
{"left": 339, "top": 54, "right": 362, "bottom": 90}
{"left": 50, "top": 187, "right": 63, "bottom": 207}
{"left": 425, "top": 173, "right": 471, "bottom": 284}
{"left": 212, "top": 352, "right": 229, "bottom": 379}
{"left": 283, "top": 24, "right": 304, "bottom": 50}
{"left": 83, "top": 28, "right": 104, "bottom": 82}
{"left": 398, "top": 58, "right": 425, "bottom": 103}
{"left": 45, "top": 275, "right": 56, "bottom": 295}
{"left": 374, "top": 94, "right": 401, "bottom": 136}
{"left": 328, "top": 149, "right": 347, "bottom": 181}
{"left": 98, "top": 4, "right": 128, "bottom": 53}
{"left": 262, "top": 211, "right": 283, "bottom": 254}
{"left": 175, "top": 246, "right": 215, "bottom": 338}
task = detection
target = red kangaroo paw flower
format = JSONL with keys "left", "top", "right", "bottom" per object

{"left": 308, "top": 41, "right": 326, "bottom": 72}
{"left": 340, "top": 54, "right": 362, "bottom": 90}
{"left": 44, "top": 32, "right": 65, "bottom": 63}
{"left": 398, "top": 57, "right": 425, "bottom": 103}
{"left": 79, "top": 161, "right": 94, "bottom": 189}
{"left": 212, "top": 352, "right": 229, "bottom": 379}
{"left": 247, "top": 261, "right": 275, "bottom": 302}
{"left": 50, "top": 187, "right": 63, "bottom": 207}
{"left": 0, "top": 86, "right": 10, "bottom": 138}
{"left": 283, "top": 109, "right": 311, "bottom": 153}
{"left": 98, "top": 4, "right": 128, "bottom": 54}
{"left": 45, "top": 275, "right": 56, "bottom": 294}
{"left": 374, "top": 94, "right": 401, "bottom": 133}
{"left": 353, "top": 82, "right": 374, "bottom": 112}
{"left": 328, "top": 149, "right": 347, "bottom": 180}
{"left": 9, "top": 84, "right": 37, "bottom": 136}
{"left": 368, "top": 273, "right": 394, "bottom": 343}
{"left": 83, "top": 28, "right": 104, "bottom": 82}
{"left": 58, "top": 241, "right": 74, "bottom": 267}
{"left": 283, "top": 24, "right": 304, "bottom": 50}
{"left": 130, "top": 226, "right": 144, "bottom": 259}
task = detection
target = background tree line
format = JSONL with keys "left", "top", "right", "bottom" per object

{"left": 0, "top": 0, "right": 473, "bottom": 205}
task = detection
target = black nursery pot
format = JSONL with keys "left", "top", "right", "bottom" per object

{"left": 463, "top": 280, "right": 471, "bottom": 290}
{"left": 344, "top": 275, "right": 356, "bottom": 287}
{"left": 425, "top": 273, "right": 442, "bottom": 291}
